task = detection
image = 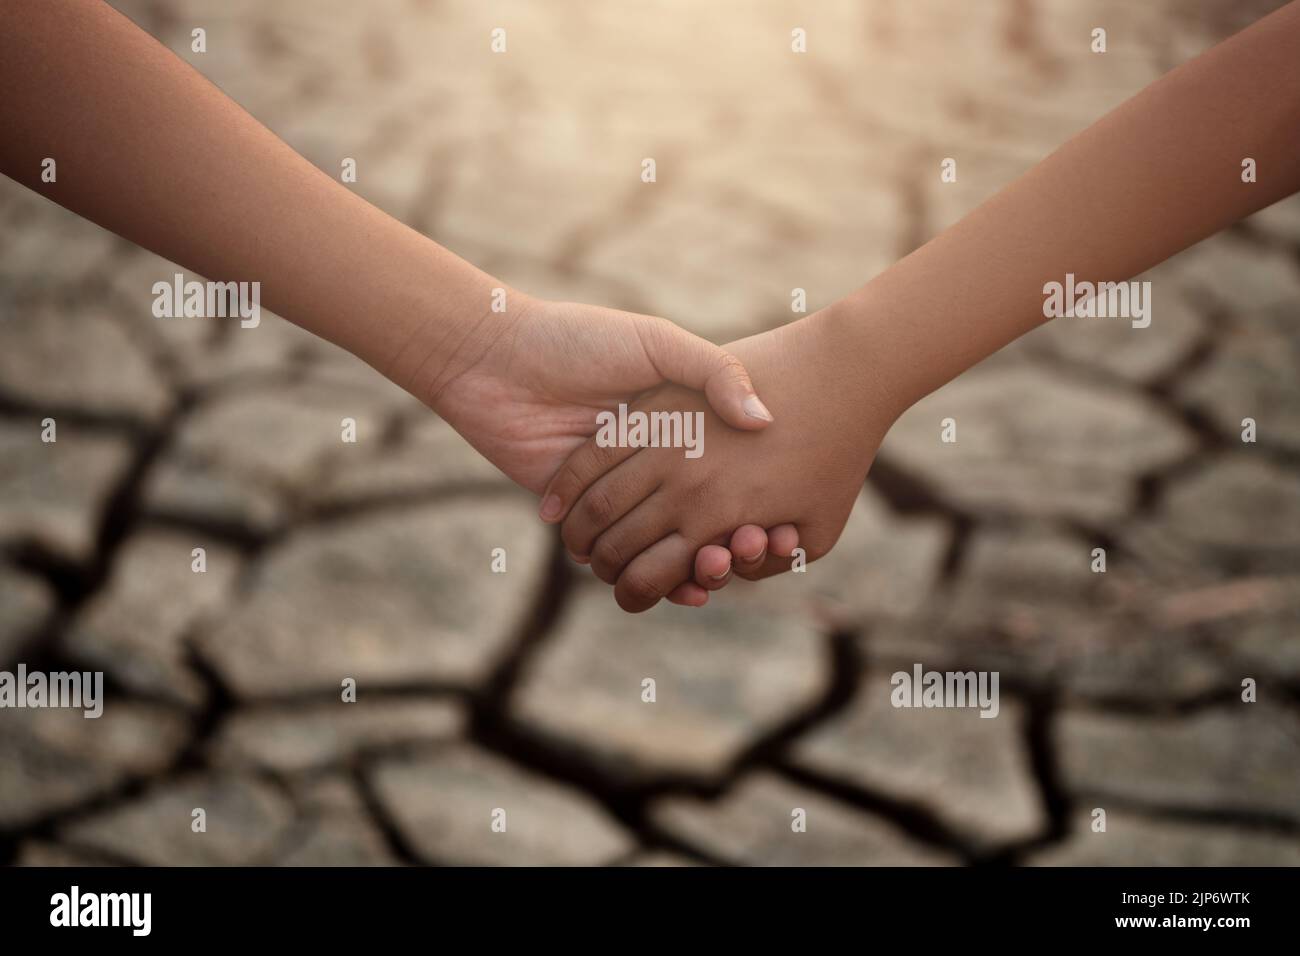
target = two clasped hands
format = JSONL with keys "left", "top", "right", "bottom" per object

{"left": 416, "top": 290, "right": 894, "bottom": 612}
{"left": 7, "top": 1, "right": 1298, "bottom": 612}
{"left": 424, "top": 0, "right": 1300, "bottom": 613}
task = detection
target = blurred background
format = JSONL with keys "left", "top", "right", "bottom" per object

{"left": 1, "top": 0, "right": 1297, "bottom": 865}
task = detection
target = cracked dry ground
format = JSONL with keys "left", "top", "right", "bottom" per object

{"left": 2, "top": 0, "right": 1299, "bottom": 866}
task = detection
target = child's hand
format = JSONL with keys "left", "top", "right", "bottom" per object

{"left": 666, "top": 522, "right": 804, "bottom": 605}
{"left": 538, "top": 312, "right": 900, "bottom": 612}
{"left": 412, "top": 295, "right": 774, "bottom": 494}
{"left": 413, "top": 295, "right": 798, "bottom": 604}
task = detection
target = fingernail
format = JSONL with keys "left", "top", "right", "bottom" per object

{"left": 742, "top": 550, "right": 765, "bottom": 564}
{"left": 743, "top": 395, "right": 774, "bottom": 422}
{"left": 708, "top": 565, "right": 732, "bottom": 581}
{"left": 540, "top": 494, "right": 562, "bottom": 521}
{"left": 566, "top": 550, "right": 589, "bottom": 565}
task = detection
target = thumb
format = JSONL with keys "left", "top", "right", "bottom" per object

{"left": 636, "top": 316, "right": 774, "bottom": 430}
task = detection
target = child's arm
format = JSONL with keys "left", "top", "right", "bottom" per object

{"left": 0, "top": 0, "right": 489, "bottom": 381}
{"left": 834, "top": 0, "right": 1300, "bottom": 416}
{"left": 540, "top": 0, "right": 1300, "bottom": 611}
{"left": 0, "top": 0, "right": 796, "bottom": 606}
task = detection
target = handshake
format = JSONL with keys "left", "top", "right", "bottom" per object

{"left": 410, "top": 293, "right": 897, "bottom": 612}
{"left": 385, "top": 0, "right": 1300, "bottom": 615}
{"left": 9, "top": 0, "right": 1296, "bottom": 616}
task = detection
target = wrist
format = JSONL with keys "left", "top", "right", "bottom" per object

{"left": 807, "top": 289, "right": 914, "bottom": 428}
{"left": 380, "top": 265, "right": 537, "bottom": 415}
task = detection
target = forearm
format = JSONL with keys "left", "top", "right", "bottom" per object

{"left": 831, "top": 0, "right": 1300, "bottom": 418}
{"left": 0, "top": 0, "right": 505, "bottom": 388}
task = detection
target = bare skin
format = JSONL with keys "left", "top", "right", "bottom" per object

{"left": 544, "top": 0, "right": 1300, "bottom": 611}
{"left": 0, "top": 0, "right": 797, "bottom": 606}
{"left": 549, "top": 315, "right": 896, "bottom": 611}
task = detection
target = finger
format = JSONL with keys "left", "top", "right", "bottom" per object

{"left": 693, "top": 544, "right": 733, "bottom": 591}
{"left": 684, "top": 526, "right": 802, "bottom": 589}
{"left": 735, "top": 549, "right": 805, "bottom": 582}
{"left": 588, "top": 492, "right": 675, "bottom": 585}
{"left": 614, "top": 533, "right": 696, "bottom": 613}
{"left": 667, "top": 582, "right": 709, "bottom": 607}
{"left": 560, "top": 458, "right": 661, "bottom": 559}
{"left": 540, "top": 440, "right": 640, "bottom": 524}
{"left": 730, "top": 524, "right": 769, "bottom": 575}
{"left": 766, "top": 523, "right": 800, "bottom": 558}
{"left": 634, "top": 316, "right": 773, "bottom": 431}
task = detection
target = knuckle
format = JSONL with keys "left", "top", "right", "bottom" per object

{"left": 555, "top": 462, "right": 584, "bottom": 497}
{"left": 620, "top": 570, "right": 664, "bottom": 606}
{"left": 591, "top": 537, "right": 625, "bottom": 581}
{"left": 716, "top": 351, "right": 745, "bottom": 378}
{"left": 559, "top": 518, "right": 587, "bottom": 557}
{"left": 580, "top": 486, "right": 616, "bottom": 528}
{"left": 596, "top": 442, "right": 632, "bottom": 475}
